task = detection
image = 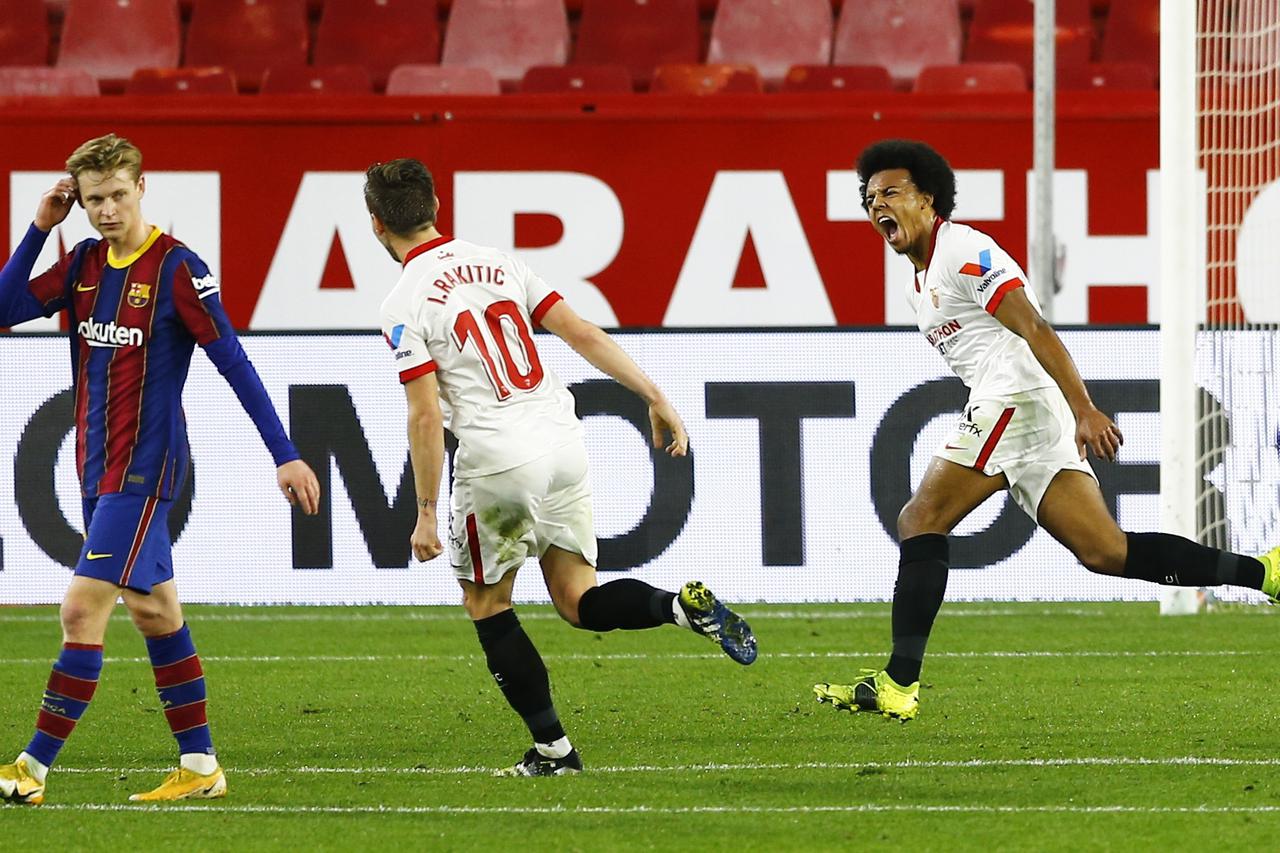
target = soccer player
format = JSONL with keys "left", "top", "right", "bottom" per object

{"left": 0, "top": 134, "right": 321, "bottom": 803}
{"left": 365, "top": 159, "right": 757, "bottom": 776}
{"left": 813, "top": 139, "right": 1280, "bottom": 721}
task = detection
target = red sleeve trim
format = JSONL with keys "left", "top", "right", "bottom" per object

{"left": 985, "top": 277, "right": 1024, "bottom": 315}
{"left": 531, "top": 292, "right": 563, "bottom": 326}
{"left": 399, "top": 361, "right": 437, "bottom": 384}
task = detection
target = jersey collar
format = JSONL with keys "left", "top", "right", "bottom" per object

{"left": 106, "top": 226, "right": 163, "bottom": 269}
{"left": 402, "top": 235, "right": 454, "bottom": 268}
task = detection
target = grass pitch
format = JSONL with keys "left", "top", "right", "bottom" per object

{"left": 1, "top": 600, "right": 1277, "bottom": 850}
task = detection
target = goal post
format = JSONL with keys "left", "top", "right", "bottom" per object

{"left": 1161, "top": 0, "right": 1280, "bottom": 613}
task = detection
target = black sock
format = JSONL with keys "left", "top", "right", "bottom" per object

{"left": 1124, "top": 532, "right": 1265, "bottom": 589}
{"left": 577, "top": 579, "right": 675, "bottom": 631}
{"left": 473, "top": 609, "right": 565, "bottom": 744}
{"left": 885, "top": 533, "right": 949, "bottom": 687}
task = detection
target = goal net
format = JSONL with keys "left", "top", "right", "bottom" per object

{"left": 1169, "top": 0, "right": 1280, "bottom": 607}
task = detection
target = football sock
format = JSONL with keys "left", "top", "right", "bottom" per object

{"left": 145, "top": 624, "right": 215, "bottom": 758}
{"left": 576, "top": 579, "right": 676, "bottom": 631}
{"left": 1123, "top": 532, "right": 1265, "bottom": 589}
{"left": 535, "top": 736, "right": 573, "bottom": 760}
{"left": 24, "top": 643, "right": 102, "bottom": 770}
{"left": 885, "top": 534, "right": 949, "bottom": 687}
{"left": 474, "top": 609, "right": 566, "bottom": 745}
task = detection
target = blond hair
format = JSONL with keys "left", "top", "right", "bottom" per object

{"left": 65, "top": 134, "right": 143, "bottom": 182}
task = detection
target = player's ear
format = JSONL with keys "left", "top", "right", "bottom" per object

{"left": 136, "top": 174, "right": 146, "bottom": 198}
{"left": 369, "top": 212, "right": 386, "bottom": 236}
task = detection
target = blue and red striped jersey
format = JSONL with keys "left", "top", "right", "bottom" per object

{"left": 14, "top": 225, "right": 296, "bottom": 499}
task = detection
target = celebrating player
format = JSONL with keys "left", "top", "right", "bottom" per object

{"left": 0, "top": 134, "right": 320, "bottom": 804}
{"left": 813, "top": 139, "right": 1280, "bottom": 721}
{"left": 365, "top": 158, "right": 756, "bottom": 776}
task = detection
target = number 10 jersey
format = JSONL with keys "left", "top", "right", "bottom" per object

{"left": 380, "top": 235, "right": 582, "bottom": 478}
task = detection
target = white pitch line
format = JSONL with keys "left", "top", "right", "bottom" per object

{"left": 33, "top": 803, "right": 1280, "bottom": 816}
{"left": 0, "top": 607, "right": 1114, "bottom": 624}
{"left": 49, "top": 755, "right": 1280, "bottom": 777}
{"left": 0, "top": 648, "right": 1267, "bottom": 666}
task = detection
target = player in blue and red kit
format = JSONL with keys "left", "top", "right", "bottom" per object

{"left": 0, "top": 134, "right": 320, "bottom": 805}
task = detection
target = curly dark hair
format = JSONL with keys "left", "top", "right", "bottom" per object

{"left": 364, "top": 158, "right": 437, "bottom": 236}
{"left": 856, "top": 139, "right": 957, "bottom": 220}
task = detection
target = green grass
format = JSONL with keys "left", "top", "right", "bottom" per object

{"left": 1, "top": 601, "right": 1278, "bottom": 850}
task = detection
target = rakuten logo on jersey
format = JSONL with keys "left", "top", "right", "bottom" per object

{"left": 78, "top": 318, "right": 144, "bottom": 348}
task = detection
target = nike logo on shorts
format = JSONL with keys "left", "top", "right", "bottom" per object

{"left": 86, "top": 551, "right": 113, "bottom": 560}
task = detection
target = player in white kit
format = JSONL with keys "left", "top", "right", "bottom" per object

{"left": 363, "top": 159, "right": 756, "bottom": 776}
{"left": 812, "top": 139, "right": 1280, "bottom": 721}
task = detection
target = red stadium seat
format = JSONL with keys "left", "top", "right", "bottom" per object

{"left": 1100, "top": 0, "right": 1159, "bottom": 78}
{"left": 385, "top": 64, "right": 501, "bottom": 95}
{"left": 441, "top": 0, "right": 569, "bottom": 88}
{"left": 651, "top": 63, "right": 763, "bottom": 95}
{"left": 57, "top": 0, "right": 180, "bottom": 86}
{"left": 1057, "top": 61, "right": 1155, "bottom": 90}
{"left": 0, "top": 0, "right": 50, "bottom": 67}
{"left": 781, "top": 64, "right": 893, "bottom": 92}
{"left": 834, "top": 0, "right": 962, "bottom": 90}
{"left": 314, "top": 0, "right": 439, "bottom": 91}
{"left": 706, "top": 0, "right": 833, "bottom": 86}
{"left": 966, "top": 0, "right": 1093, "bottom": 84}
{"left": 185, "top": 0, "right": 308, "bottom": 91}
{"left": 261, "top": 64, "right": 374, "bottom": 94}
{"left": 914, "top": 62, "right": 1027, "bottom": 93}
{"left": 127, "top": 66, "right": 238, "bottom": 94}
{"left": 521, "top": 65, "right": 633, "bottom": 93}
{"left": 0, "top": 67, "right": 99, "bottom": 96}
{"left": 575, "top": 0, "right": 701, "bottom": 89}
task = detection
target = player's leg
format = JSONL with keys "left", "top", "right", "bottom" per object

{"left": 815, "top": 456, "right": 1006, "bottom": 720}
{"left": 122, "top": 577, "right": 226, "bottom": 802}
{"left": 0, "top": 574, "right": 119, "bottom": 805}
{"left": 537, "top": 442, "right": 756, "bottom": 663}
{"left": 1037, "top": 469, "right": 1268, "bottom": 592}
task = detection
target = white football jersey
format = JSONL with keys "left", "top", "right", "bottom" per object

{"left": 380, "top": 236, "right": 582, "bottom": 477}
{"left": 907, "top": 220, "right": 1055, "bottom": 399}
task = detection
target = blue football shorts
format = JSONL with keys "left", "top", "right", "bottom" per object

{"left": 76, "top": 493, "right": 175, "bottom": 594}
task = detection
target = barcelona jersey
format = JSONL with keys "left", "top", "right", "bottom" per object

{"left": 9, "top": 225, "right": 294, "bottom": 499}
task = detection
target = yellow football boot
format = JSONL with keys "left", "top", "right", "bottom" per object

{"left": 814, "top": 668, "right": 920, "bottom": 721}
{"left": 129, "top": 767, "right": 227, "bottom": 802}
{"left": 1258, "top": 546, "right": 1280, "bottom": 603}
{"left": 0, "top": 759, "right": 45, "bottom": 805}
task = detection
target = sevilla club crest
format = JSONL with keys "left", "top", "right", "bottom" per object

{"left": 127, "top": 282, "right": 152, "bottom": 308}
{"left": 929, "top": 286, "right": 940, "bottom": 309}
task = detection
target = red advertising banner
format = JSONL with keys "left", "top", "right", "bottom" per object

{"left": 0, "top": 92, "right": 1158, "bottom": 330}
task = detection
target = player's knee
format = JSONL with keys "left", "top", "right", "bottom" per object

{"left": 59, "top": 599, "right": 97, "bottom": 635}
{"left": 897, "top": 501, "right": 935, "bottom": 540}
{"left": 1074, "top": 543, "right": 1126, "bottom": 576}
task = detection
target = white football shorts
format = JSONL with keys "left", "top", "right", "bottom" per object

{"left": 448, "top": 440, "right": 597, "bottom": 585}
{"left": 935, "top": 386, "right": 1097, "bottom": 519}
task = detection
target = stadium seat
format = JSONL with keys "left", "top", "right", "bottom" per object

{"left": 1057, "top": 62, "right": 1156, "bottom": 90}
{"left": 260, "top": 65, "right": 374, "bottom": 94}
{"left": 185, "top": 0, "right": 308, "bottom": 92}
{"left": 966, "top": 0, "right": 1093, "bottom": 84}
{"left": 441, "top": 0, "right": 569, "bottom": 89}
{"left": 127, "top": 66, "right": 238, "bottom": 94}
{"left": 651, "top": 63, "right": 763, "bottom": 94}
{"left": 575, "top": 0, "right": 701, "bottom": 89}
{"left": 0, "top": 67, "right": 99, "bottom": 96}
{"left": 521, "top": 65, "right": 633, "bottom": 93}
{"left": 706, "top": 0, "right": 833, "bottom": 86}
{"left": 781, "top": 64, "right": 893, "bottom": 92}
{"left": 314, "top": 0, "right": 439, "bottom": 91}
{"left": 833, "top": 0, "right": 962, "bottom": 90}
{"left": 914, "top": 62, "right": 1027, "bottom": 93}
{"left": 57, "top": 0, "right": 180, "bottom": 86}
{"left": 385, "top": 64, "right": 501, "bottom": 95}
{"left": 1100, "top": 0, "right": 1159, "bottom": 78}
{"left": 0, "top": 0, "right": 50, "bottom": 67}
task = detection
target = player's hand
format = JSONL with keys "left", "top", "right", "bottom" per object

{"left": 277, "top": 459, "right": 321, "bottom": 514}
{"left": 1075, "top": 407, "right": 1123, "bottom": 462}
{"left": 34, "top": 178, "right": 78, "bottom": 231}
{"left": 648, "top": 398, "right": 688, "bottom": 457}
{"left": 411, "top": 511, "right": 443, "bottom": 562}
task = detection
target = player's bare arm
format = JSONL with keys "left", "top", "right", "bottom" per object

{"left": 34, "top": 179, "right": 78, "bottom": 231}
{"left": 538, "top": 299, "right": 689, "bottom": 456}
{"left": 276, "top": 459, "right": 320, "bottom": 515}
{"left": 992, "top": 287, "right": 1123, "bottom": 461}
{"left": 404, "top": 371, "right": 445, "bottom": 561}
